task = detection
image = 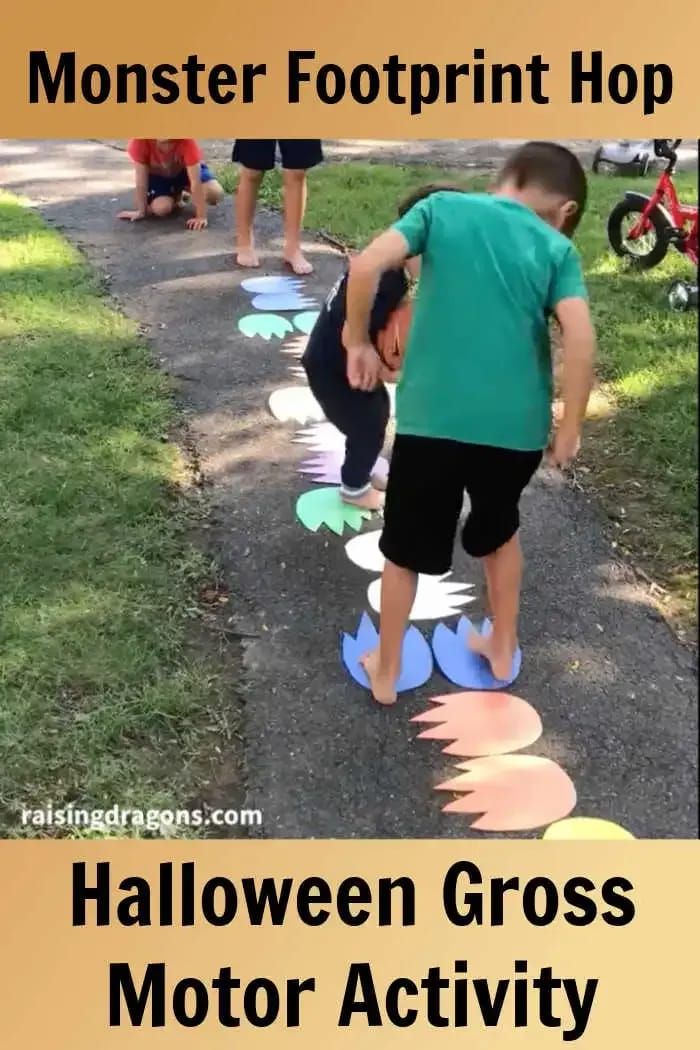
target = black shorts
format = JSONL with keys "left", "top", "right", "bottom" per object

{"left": 379, "top": 435, "right": 542, "bottom": 574}
{"left": 231, "top": 140, "right": 324, "bottom": 172}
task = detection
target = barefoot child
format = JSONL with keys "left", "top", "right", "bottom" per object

{"left": 302, "top": 185, "right": 462, "bottom": 510}
{"left": 231, "top": 140, "right": 323, "bottom": 274}
{"left": 118, "top": 139, "right": 224, "bottom": 230}
{"left": 344, "top": 142, "right": 597, "bottom": 704}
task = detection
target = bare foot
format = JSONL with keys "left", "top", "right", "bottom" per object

{"left": 284, "top": 249, "right": 313, "bottom": 275}
{"left": 468, "top": 628, "right": 515, "bottom": 681}
{"left": 360, "top": 649, "right": 398, "bottom": 705}
{"left": 236, "top": 247, "right": 260, "bottom": 268}
{"left": 342, "top": 487, "right": 384, "bottom": 511}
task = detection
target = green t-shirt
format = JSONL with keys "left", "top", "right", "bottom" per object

{"left": 392, "top": 191, "right": 588, "bottom": 451}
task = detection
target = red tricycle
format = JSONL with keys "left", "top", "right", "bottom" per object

{"left": 607, "top": 139, "right": 697, "bottom": 311}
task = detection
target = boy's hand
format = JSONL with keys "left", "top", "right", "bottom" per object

{"left": 186, "top": 216, "right": 208, "bottom": 231}
{"left": 548, "top": 423, "right": 581, "bottom": 468}
{"left": 346, "top": 344, "right": 382, "bottom": 391}
{"left": 118, "top": 209, "right": 146, "bottom": 222}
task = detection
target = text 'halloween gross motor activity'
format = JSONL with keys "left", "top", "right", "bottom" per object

{"left": 236, "top": 272, "right": 634, "bottom": 840}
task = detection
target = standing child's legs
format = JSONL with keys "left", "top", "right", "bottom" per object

{"left": 461, "top": 444, "right": 541, "bottom": 680}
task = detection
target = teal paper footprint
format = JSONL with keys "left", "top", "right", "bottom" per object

{"left": 238, "top": 314, "right": 294, "bottom": 341}
{"left": 293, "top": 311, "right": 320, "bottom": 335}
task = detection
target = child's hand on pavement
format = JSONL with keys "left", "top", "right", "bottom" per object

{"left": 186, "top": 217, "right": 208, "bottom": 231}
{"left": 117, "top": 210, "right": 146, "bottom": 222}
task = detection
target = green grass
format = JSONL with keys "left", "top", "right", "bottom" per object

{"left": 0, "top": 193, "right": 237, "bottom": 836}
{"left": 221, "top": 161, "right": 698, "bottom": 628}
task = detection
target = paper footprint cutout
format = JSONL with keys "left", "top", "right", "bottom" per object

{"left": 412, "top": 691, "right": 542, "bottom": 757}
{"left": 299, "top": 449, "right": 389, "bottom": 486}
{"left": 238, "top": 314, "right": 294, "bottom": 341}
{"left": 342, "top": 612, "right": 433, "bottom": 693}
{"left": 293, "top": 311, "right": 320, "bottom": 334}
{"left": 268, "top": 387, "right": 325, "bottom": 425}
{"left": 436, "top": 755, "right": 576, "bottom": 831}
{"left": 280, "top": 335, "right": 310, "bottom": 358}
{"left": 296, "top": 487, "right": 373, "bottom": 536}
{"left": 543, "top": 817, "right": 635, "bottom": 840}
{"left": 241, "top": 276, "right": 305, "bottom": 294}
{"left": 345, "top": 530, "right": 385, "bottom": 573}
{"left": 432, "top": 617, "right": 522, "bottom": 689}
{"left": 293, "top": 422, "right": 346, "bottom": 453}
{"left": 252, "top": 293, "right": 317, "bottom": 312}
{"left": 368, "top": 575, "right": 474, "bottom": 622}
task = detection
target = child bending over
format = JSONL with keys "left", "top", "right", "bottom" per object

{"left": 302, "top": 185, "right": 463, "bottom": 511}
{"left": 118, "top": 139, "right": 224, "bottom": 230}
{"left": 344, "top": 142, "right": 597, "bottom": 704}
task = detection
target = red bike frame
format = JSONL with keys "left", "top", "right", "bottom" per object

{"left": 629, "top": 166, "right": 698, "bottom": 266}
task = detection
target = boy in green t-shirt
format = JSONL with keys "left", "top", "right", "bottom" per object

{"left": 344, "top": 142, "right": 597, "bottom": 705}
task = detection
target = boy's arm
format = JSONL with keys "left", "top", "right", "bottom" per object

{"left": 117, "top": 162, "right": 149, "bottom": 221}
{"left": 550, "top": 296, "right": 596, "bottom": 466}
{"left": 185, "top": 164, "right": 207, "bottom": 230}
{"left": 345, "top": 229, "right": 411, "bottom": 390}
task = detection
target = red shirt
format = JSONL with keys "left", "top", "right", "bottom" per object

{"left": 127, "top": 139, "right": 202, "bottom": 176}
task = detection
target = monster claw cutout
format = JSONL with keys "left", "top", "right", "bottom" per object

{"left": 436, "top": 755, "right": 577, "bottom": 832}
{"left": 412, "top": 691, "right": 543, "bottom": 757}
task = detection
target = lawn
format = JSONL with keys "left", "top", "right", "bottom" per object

{"left": 0, "top": 193, "right": 239, "bottom": 836}
{"left": 221, "top": 162, "right": 698, "bottom": 633}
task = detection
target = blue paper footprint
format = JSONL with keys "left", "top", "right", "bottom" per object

{"left": 252, "top": 293, "right": 317, "bottom": 312}
{"left": 342, "top": 612, "right": 433, "bottom": 693}
{"left": 431, "top": 617, "right": 522, "bottom": 689}
{"left": 241, "top": 276, "right": 304, "bottom": 295}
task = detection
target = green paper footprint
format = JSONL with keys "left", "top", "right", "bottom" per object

{"left": 238, "top": 314, "right": 294, "bottom": 341}
{"left": 296, "top": 487, "right": 373, "bottom": 536}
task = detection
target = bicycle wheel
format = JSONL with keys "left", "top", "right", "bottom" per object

{"left": 607, "top": 201, "right": 669, "bottom": 268}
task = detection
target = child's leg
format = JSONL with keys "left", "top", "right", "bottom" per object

{"left": 150, "top": 195, "right": 175, "bottom": 218}
{"left": 361, "top": 436, "right": 464, "bottom": 704}
{"left": 281, "top": 169, "right": 311, "bottom": 275}
{"left": 235, "top": 167, "right": 264, "bottom": 266}
{"left": 231, "top": 141, "right": 277, "bottom": 267}
{"left": 278, "top": 141, "right": 323, "bottom": 275}
{"left": 198, "top": 163, "right": 224, "bottom": 206}
{"left": 340, "top": 387, "right": 390, "bottom": 510}
{"left": 461, "top": 445, "right": 542, "bottom": 680}
{"left": 205, "top": 180, "right": 225, "bottom": 206}
{"left": 362, "top": 562, "right": 418, "bottom": 705}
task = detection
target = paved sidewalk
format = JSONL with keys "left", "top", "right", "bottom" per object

{"left": 1, "top": 139, "right": 696, "bottom": 838}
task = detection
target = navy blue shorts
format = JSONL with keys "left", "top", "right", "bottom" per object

{"left": 148, "top": 162, "right": 214, "bottom": 200}
{"left": 231, "top": 140, "right": 323, "bottom": 172}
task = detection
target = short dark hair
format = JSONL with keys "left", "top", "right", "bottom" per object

{"left": 397, "top": 181, "right": 468, "bottom": 218}
{"left": 496, "top": 142, "right": 588, "bottom": 235}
